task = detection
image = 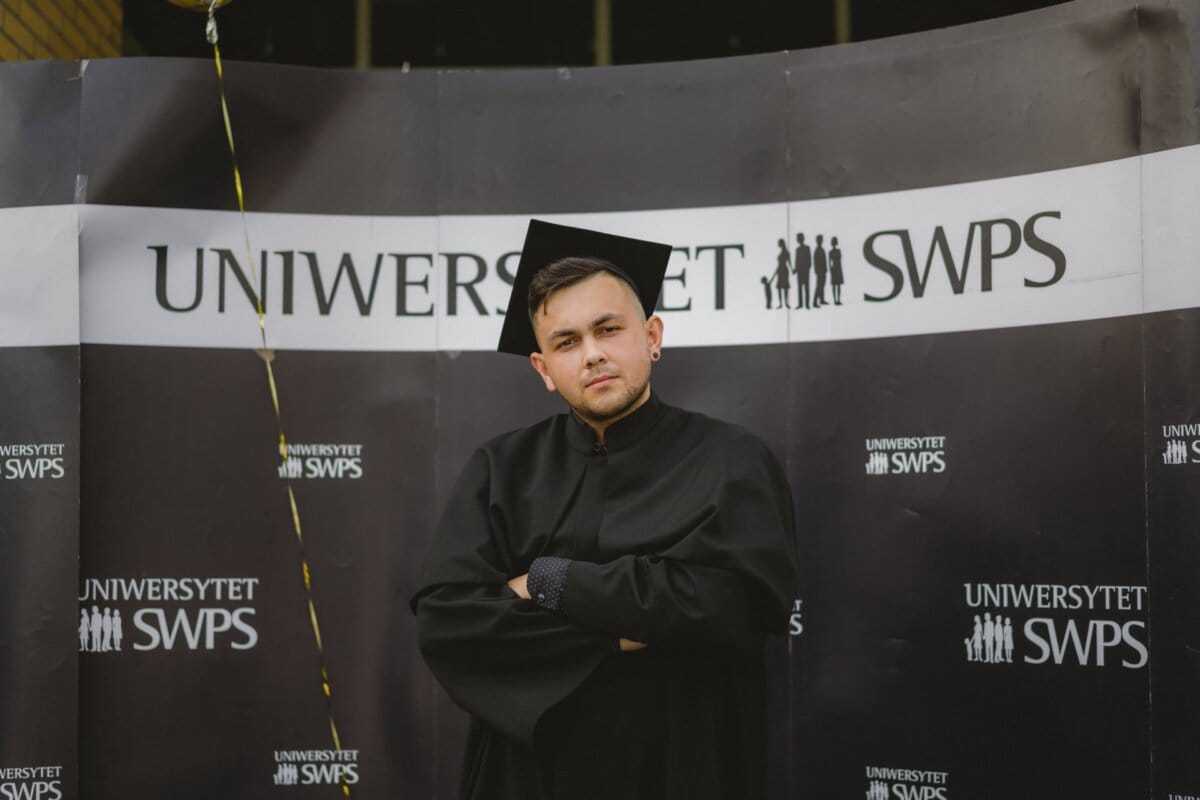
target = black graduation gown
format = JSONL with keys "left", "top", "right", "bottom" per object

{"left": 411, "top": 393, "right": 798, "bottom": 800}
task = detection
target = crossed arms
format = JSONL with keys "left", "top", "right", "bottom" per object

{"left": 411, "top": 443, "right": 796, "bottom": 745}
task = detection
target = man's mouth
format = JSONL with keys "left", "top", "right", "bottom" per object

{"left": 586, "top": 374, "right": 617, "bottom": 388}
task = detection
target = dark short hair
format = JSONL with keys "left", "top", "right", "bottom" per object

{"left": 526, "top": 257, "right": 640, "bottom": 323}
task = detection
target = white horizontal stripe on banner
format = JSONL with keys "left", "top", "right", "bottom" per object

{"left": 0, "top": 205, "right": 79, "bottom": 348}
{"left": 64, "top": 144, "right": 1200, "bottom": 351}
{"left": 1142, "top": 143, "right": 1200, "bottom": 314}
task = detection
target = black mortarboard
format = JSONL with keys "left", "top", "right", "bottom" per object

{"left": 497, "top": 219, "right": 673, "bottom": 356}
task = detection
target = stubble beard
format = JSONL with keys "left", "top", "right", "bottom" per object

{"left": 571, "top": 373, "right": 649, "bottom": 427}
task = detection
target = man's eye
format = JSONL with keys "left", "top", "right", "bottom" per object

{"left": 600, "top": 326, "right": 618, "bottom": 334}
{"left": 556, "top": 338, "right": 576, "bottom": 350}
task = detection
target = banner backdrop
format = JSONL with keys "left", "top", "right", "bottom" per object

{"left": 2, "top": 1, "right": 1200, "bottom": 798}
{"left": 0, "top": 60, "right": 81, "bottom": 800}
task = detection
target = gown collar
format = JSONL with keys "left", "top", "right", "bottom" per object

{"left": 565, "top": 390, "right": 666, "bottom": 454}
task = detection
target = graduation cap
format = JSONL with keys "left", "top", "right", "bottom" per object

{"left": 497, "top": 219, "right": 673, "bottom": 356}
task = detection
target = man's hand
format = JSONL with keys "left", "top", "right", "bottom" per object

{"left": 507, "top": 573, "right": 530, "bottom": 600}
{"left": 511, "top": 572, "right": 645, "bottom": 651}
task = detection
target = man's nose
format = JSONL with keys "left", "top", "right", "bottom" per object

{"left": 582, "top": 336, "right": 606, "bottom": 366}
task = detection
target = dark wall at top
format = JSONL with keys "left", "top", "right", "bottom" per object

{"left": 67, "top": 1, "right": 1200, "bottom": 215}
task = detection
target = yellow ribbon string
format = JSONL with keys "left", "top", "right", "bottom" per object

{"left": 208, "top": 8, "right": 350, "bottom": 794}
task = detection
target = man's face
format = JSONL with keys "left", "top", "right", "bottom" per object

{"left": 529, "top": 272, "right": 663, "bottom": 429}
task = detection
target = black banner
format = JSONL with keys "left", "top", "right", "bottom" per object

{"left": 0, "top": 59, "right": 80, "bottom": 800}
{"left": 2, "top": 1, "right": 1199, "bottom": 798}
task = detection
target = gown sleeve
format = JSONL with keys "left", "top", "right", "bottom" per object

{"left": 556, "top": 431, "right": 798, "bottom": 651}
{"left": 410, "top": 448, "right": 617, "bottom": 747}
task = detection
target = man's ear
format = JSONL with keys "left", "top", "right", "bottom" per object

{"left": 529, "top": 352, "right": 556, "bottom": 392}
{"left": 646, "top": 314, "right": 664, "bottom": 352}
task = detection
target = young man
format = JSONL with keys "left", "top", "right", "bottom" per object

{"left": 411, "top": 220, "right": 799, "bottom": 800}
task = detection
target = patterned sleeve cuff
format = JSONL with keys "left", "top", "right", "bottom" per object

{"left": 526, "top": 556, "right": 572, "bottom": 611}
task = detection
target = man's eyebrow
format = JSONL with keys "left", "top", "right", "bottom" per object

{"left": 589, "top": 312, "right": 623, "bottom": 328}
{"left": 547, "top": 312, "right": 624, "bottom": 342}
